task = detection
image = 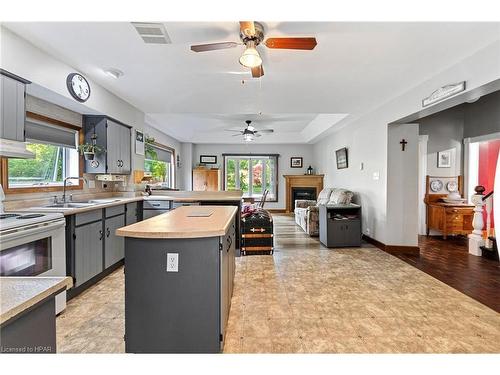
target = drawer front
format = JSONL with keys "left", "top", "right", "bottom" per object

{"left": 445, "top": 207, "right": 473, "bottom": 215}
{"left": 75, "top": 209, "right": 103, "bottom": 226}
{"left": 105, "top": 204, "right": 125, "bottom": 218}
{"left": 144, "top": 200, "right": 171, "bottom": 209}
{"left": 172, "top": 201, "right": 199, "bottom": 209}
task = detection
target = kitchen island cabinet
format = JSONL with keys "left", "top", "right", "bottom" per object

{"left": 116, "top": 205, "right": 237, "bottom": 353}
{"left": 0, "top": 277, "right": 72, "bottom": 353}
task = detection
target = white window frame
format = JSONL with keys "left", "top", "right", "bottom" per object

{"left": 223, "top": 154, "right": 278, "bottom": 201}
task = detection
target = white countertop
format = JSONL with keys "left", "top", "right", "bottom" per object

{"left": 0, "top": 277, "right": 73, "bottom": 324}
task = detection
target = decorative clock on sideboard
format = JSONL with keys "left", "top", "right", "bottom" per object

{"left": 66, "top": 73, "right": 91, "bottom": 102}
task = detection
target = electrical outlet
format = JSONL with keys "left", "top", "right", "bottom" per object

{"left": 372, "top": 172, "right": 380, "bottom": 180}
{"left": 166, "top": 253, "right": 178, "bottom": 272}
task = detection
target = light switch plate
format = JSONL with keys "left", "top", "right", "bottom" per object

{"left": 88, "top": 180, "right": 96, "bottom": 189}
{"left": 166, "top": 253, "right": 178, "bottom": 272}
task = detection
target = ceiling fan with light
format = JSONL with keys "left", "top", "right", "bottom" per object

{"left": 190, "top": 21, "right": 317, "bottom": 78}
{"left": 225, "top": 120, "right": 274, "bottom": 142}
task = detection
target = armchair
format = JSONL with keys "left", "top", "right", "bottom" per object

{"left": 294, "top": 188, "right": 354, "bottom": 236}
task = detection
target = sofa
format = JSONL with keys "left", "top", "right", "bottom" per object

{"left": 294, "top": 188, "right": 354, "bottom": 236}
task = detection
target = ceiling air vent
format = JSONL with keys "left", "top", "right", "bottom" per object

{"left": 132, "top": 22, "right": 171, "bottom": 44}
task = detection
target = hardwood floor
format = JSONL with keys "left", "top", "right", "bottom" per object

{"left": 392, "top": 235, "right": 500, "bottom": 312}
{"left": 56, "top": 214, "right": 500, "bottom": 353}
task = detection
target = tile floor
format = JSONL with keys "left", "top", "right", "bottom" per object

{"left": 56, "top": 214, "right": 500, "bottom": 353}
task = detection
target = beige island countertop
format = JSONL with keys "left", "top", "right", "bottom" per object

{"left": 116, "top": 205, "right": 238, "bottom": 239}
{"left": 0, "top": 277, "right": 73, "bottom": 325}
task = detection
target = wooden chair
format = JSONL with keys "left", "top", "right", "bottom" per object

{"left": 258, "top": 189, "right": 269, "bottom": 208}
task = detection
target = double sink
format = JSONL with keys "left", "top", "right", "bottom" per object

{"left": 39, "top": 199, "right": 123, "bottom": 209}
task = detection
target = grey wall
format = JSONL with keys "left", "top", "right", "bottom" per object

{"left": 418, "top": 105, "right": 465, "bottom": 177}
{"left": 464, "top": 90, "right": 500, "bottom": 138}
{"left": 192, "top": 143, "right": 315, "bottom": 209}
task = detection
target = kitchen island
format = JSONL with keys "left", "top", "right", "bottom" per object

{"left": 116, "top": 205, "right": 238, "bottom": 353}
{"left": 0, "top": 277, "right": 73, "bottom": 353}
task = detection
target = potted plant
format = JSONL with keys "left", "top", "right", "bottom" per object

{"left": 78, "top": 143, "right": 104, "bottom": 160}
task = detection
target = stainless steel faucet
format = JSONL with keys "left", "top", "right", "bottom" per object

{"left": 61, "top": 176, "right": 88, "bottom": 203}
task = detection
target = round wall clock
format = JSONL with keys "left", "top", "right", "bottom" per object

{"left": 66, "top": 73, "right": 91, "bottom": 102}
{"left": 430, "top": 179, "right": 443, "bottom": 192}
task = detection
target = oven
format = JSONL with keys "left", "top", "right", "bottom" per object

{"left": 0, "top": 217, "right": 67, "bottom": 314}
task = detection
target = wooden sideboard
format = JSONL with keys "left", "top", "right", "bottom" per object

{"left": 424, "top": 175, "right": 474, "bottom": 239}
{"left": 192, "top": 168, "right": 220, "bottom": 191}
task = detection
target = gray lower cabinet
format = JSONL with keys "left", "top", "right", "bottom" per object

{"left": 126, "top": 202, "right": 141, "bottom": 225}
{"left": 0, "top": 71, "right": 29, "bottom": 142}
{"left": 124, "top": 217, "right": 236, "bottom": 353}
{"left": 74, "top": 221, "right": 103, "bottom": 287}
{"left": 104, "top": 214, "right": 125, "bottom": 268}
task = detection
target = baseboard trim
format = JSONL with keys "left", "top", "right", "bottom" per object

{"left": 266, "top": 209, "right": 287, "bottom": 213}
{"left": 362, "top": 234, "right": 420, "bottom": 255}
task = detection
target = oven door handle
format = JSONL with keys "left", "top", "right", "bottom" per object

{"left": 0, "top": 220, "right": 66, "bottom": 242}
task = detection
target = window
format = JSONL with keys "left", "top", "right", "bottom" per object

{"left": 7, "top": 143, "right": 79, "bottom": 187}
{"left": 223, "top": 154, "right": 278, "bottom": 201}
{"left": 1, "top": 114, "right": 81, "bottom": 192}
{"left": 144, "top": 142, "right": 175, "bottom": 188}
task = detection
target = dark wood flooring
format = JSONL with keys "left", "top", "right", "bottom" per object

{"left": 393, "top": 235, "right": 500, "bottom": 313}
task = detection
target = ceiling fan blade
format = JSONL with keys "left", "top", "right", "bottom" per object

{"left": 253, "top": 133, "right": 262, "bottom": 137}
{"left": 256, "top": 129, "right": 274, "bottom": 133}
{"left": 239, "top": 21, "right": 256, "bottom": 37}
{"left": 264, "top": 37, "right": 317, "bottom": 50}
{"left": 224, "top": 129, "right": 244, "bottom": 132}
{"left": 190, "top": 42, "right": 239, "bottom": 52}
{"left": 232, "top": 133, "right": 243, "bottom": 137}
{"left": 251, "top": 65, "right": 264, "bottom": 78}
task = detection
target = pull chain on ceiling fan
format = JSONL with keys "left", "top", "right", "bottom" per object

{"left": 190, "top": 21, "right": 317, "bottom": 78}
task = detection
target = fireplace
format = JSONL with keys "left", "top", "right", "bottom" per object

{"left": 291, "top": 187, "right": 317, "bottom": 211}
{"left": 283, "top": 174, "right": 324, "bottom": 213}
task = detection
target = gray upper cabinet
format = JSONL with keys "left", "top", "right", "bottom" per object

{"left": 0, "top": 70, "right": 30, "bottom": 142}
{"left": 83, "top": 115, "right": 132, "bottom": 174}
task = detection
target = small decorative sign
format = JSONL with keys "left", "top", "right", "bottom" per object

{"left": 200, "top": 155, "right": 217, "bottom": 164}
{"left": 437, "top": 150, "right": 452, "bottom": 168}
{"left": 135, "top": 130, "right": 144, "bottom": 156}
{"left": 422, "top": 81, "right": 466, "bottom": 107}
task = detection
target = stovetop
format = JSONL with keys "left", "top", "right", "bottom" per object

{"left": 0, "top": 212, "right": 65, "bottom": 231}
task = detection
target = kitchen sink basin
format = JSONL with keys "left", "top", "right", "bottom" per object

{"left": 43, "top": 202, "right": 97, "bottom": 208}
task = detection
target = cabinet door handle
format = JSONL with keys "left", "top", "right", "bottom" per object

{"left": 99, "top": 230, "right": 103, "bottom": 240}
{"left": 117, "top": 160, "right": 121, "bottom": 167}
{"left": 106, "top": 227, "right": 110, "bottom": 238}
{"left": 227, "top": 236, "right": 232, "bottom": 251}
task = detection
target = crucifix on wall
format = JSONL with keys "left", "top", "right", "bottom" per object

{"left": 400, "top": 139, "right": 408, "bottom": 151}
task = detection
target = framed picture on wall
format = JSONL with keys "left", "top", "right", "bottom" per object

{"left": 336, "top": 147, "right": 348, "bottom": 169}
{"left": 135, "top": 130, "right": 144, "bottom": 155}
{"left": 200, "top": 155, "right": 217, "bottom": 164}
{"left": 290, "top": 157, "right": 303, "bottom": 168}
{"left": 437, "top": 150, "right": 452, "bottom": 168}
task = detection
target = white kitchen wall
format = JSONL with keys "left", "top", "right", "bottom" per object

{"left": 314, "top": 40, "right": 500, "bottom": 246}
{"left": 193, "top": 143, "right": 315, "bottom": 209}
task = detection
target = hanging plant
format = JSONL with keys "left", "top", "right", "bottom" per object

{"left": 78, "top": 143, "right": 105, "bottom": 161}
{"left": 145, "top": 135, "right": 157, "bottom": 160}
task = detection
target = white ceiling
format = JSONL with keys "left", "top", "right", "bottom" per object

{"left": 4, "top": 22, "right": 500, "bottom": 143}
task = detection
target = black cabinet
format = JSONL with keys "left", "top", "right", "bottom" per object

{"left": 319, "top": 204, "right": 362, "bottom": 248}
{"left": 83, "top": 116, "right": 131, "bottom": 174}
{"left": 0, "top": 70, "right": 30, "bottom": 142}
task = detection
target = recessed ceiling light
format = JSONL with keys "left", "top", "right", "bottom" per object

{"left": 104, "top": 68, "right": 124, "bottom": 79}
